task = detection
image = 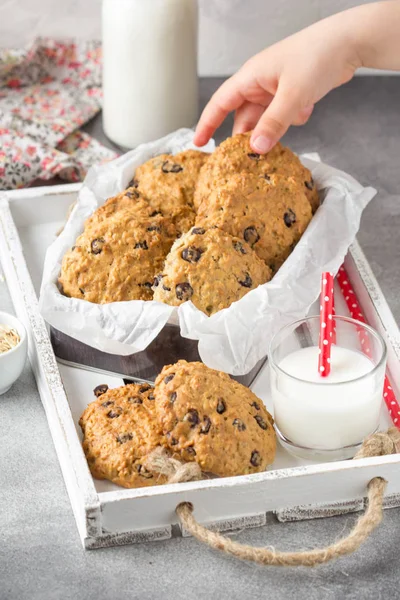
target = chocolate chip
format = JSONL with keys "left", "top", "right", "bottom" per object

{"left": 251, "top": 401, "right": 260, "bottom": 410}
{"left": 238, "top": 273, "right": 252, "bottom": 288}
{"left": 162, "top": 160, "right": 183, "bottom": 173}
{"left": 305, "top": 178, "right": 314, "bottom": 190}
{"left": 148, "top": 393, "right": 155, "bottom": 400}
{"left": 94, "top": 384, "right": 109, "bottom": 397}
{"left": 140, "top": 281, "right": 153, "bottom": 288}
{"left": 128, "top": 396, "right": 143, "bottom": 404}
{"left": 137, "top": 464, "right": 153, "bottom": 479}
{"left": 284, "top": 209, "right": 296, "bottom": 228}
{"left": 170, "top": 392, "right": 177, "bottom": 403}
{"left": 125, "top": 189, "right": 140, "bottom": 199}
{"left": 101, "top": 400, "right": 114, "bottom": 408}
{"left": 134, "top": 240, "right": 148, "bottom": 250}
{"left": 247, "top": 153, "right": 261, "bottom": 160}
{"left": 185, "top": 408, "right": 200, "bottom": 427}
{"left": 243, "top": 226, "right": 260, "bottom": 246}
{"left": 232, "top": 418, "right": 246, "bottom": 431}
{"left": 250, "top": 450, "right": 261, "bottom": 467}
{"left": 169, "top": 436, "right": 178, "bottom": 446}
{"left": 117, "top": 433, "right": 133, "bottom": 444}
{"left": 263, "top": 174, "right": 271, "bottom": 182}
{"left": 191, "top": 227, "right": 205, "bottom": 235}
{"left": 107, "top": 408, "right": 122, "bottom": 418}
{"left": 71, "top": 245, "right": 76, "bottom": 251}
{"left": 153, "top": 274, "right": 163, "bottom": 287}
{"left": 147, "top": 225, "right": 161, "bottom": 232}
{"left": 181, "top": 246, "right": 203, "bottom": 263}
{"left": 164, "top": 374, "right": 175, "bottom": 384}
{"left": 200, "top": 416, "right": 211, "bottom": 434}
{"left": 127, "top": 177, "right": 139, "bottom": 188}
{"left": 175, "top": 282, "right": 193, "bottom": 301}
{"left": 162, "top": 285, "right": 171, "bottom": 291}
{"left": 150, "top": 210, "right": 163, "bottom": 217}
{"left": 254, "top": 415, "right": 268, "bottom": 430}
{"left": 186, "top": 447, "right": 196, "bottom": 456}
{"left": 91, "top": 237, "right": 105, "bottom": 254}
{"left": 216, "top": 398, "right": 226, "bottom": 414}
{"left": 139, "top": 384, "right": 151, "bottom": 392}
{"left": 233, "top": 241, "right": 246, "bottom": 254}
{"left": 79, "top": 288, "right": 85, "bottom": 295}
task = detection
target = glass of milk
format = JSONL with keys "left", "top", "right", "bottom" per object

{"left": 269, "top": 316, "right": 387, "bottom": 461}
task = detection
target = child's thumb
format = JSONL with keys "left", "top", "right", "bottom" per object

{"left": 250, "top": 86, "right": 306, "bottom": 153}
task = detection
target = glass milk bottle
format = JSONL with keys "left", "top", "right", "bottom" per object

{"left": 102, "top": 0, "right": 199, "bottom": 149}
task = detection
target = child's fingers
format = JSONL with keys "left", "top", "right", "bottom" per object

{"left": 292, "top": 105, "right": 314, "bottom": 126}
{"left": 250, "top": 85, "right": 309, "bottom": 153}
{"left": 194, "top": 76, "right": 245, "bottom": 146}
{"left": 232, "top": 101, "right": 268, "bottom": 135}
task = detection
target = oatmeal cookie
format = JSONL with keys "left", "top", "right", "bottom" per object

{"left": 154, "top": 360, "right": 276, "bottom": 477}
{"left": 59, "top": 210, "right": 176, "bottom": 303}
{"left": 153, "top": 227, "right": 271, "bottom": 315}
{"left": 79, "top": 383, "right": 166, "bottom": 488}
{"left": 133, "top": 149, "right": 210, "bottom": 233}
{"left": 195, "top": 173, "right": 312, "bottom": 272}
{"left": 194, "top": 132, "right": 319, "bottom": 213}
{"left": 85, "top": 187, "right": 157, "bottom": 228}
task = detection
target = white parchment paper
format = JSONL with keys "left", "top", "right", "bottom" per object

{"left": 39, "top": 128, "right": 376, "bottom": 375}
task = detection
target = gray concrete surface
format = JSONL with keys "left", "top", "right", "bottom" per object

{"left": 1, "top": 77, "right": 400, "bottom": 600}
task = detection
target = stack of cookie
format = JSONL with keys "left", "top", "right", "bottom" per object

{"left": 58, "top": 149, "right": 208, "bottom": 303}
{"left": 59, "top": 131, "right": 318, "bottom": 314}
{"left": 79, "top": 360, "right": 276, "bottom": 488}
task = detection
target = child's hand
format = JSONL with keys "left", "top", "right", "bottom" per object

{"left": 194, "top": 1, "right": 400, "bottom": 153}
{"left": 194, "top": 20, "right": 360, "bottom": 154}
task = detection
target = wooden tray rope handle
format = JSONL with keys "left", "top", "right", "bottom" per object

{"left": 174, "top": 428, "right": 400, "bottom": 567}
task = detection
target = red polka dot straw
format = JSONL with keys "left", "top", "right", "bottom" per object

{"left": 332, "top": 295, "right": 337, "bottom": 345}
{"left": 336, "top": 267, "right": 371, "bottom": 356}
{"left": 337, "top": 265, "right": 400, "bottom": 428}
{"left": 318, "top": 272, "right": 334, "bottom": 377}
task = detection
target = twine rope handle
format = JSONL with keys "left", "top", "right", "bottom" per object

{"left": 175, "top": 428, "right": 400, "bottom": 567}
{"left": 144, "top": 446, "right": 202, "bottom": 484}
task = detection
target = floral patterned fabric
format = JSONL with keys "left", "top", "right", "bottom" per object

{"left": 0, "top": 37, "right": 117, "bottom": 189}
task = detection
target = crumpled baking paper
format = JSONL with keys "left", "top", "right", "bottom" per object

{"left": 39, "top": 128, "right": 376, "bottom": 375}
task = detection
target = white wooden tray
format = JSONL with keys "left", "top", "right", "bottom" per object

{"left": 1, "top": 183, "right": 400, "bottom": 550}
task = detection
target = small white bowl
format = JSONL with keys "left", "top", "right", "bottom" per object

{"left": 0, "top": 311, "right": 28, "bottom": 395}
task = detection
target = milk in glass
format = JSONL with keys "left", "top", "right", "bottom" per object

{"left": 271, "top": 345, "right": 383, "bottom": 449}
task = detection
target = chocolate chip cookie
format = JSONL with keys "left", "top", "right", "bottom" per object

{"left": 133, "top": 149, "right": 210, "bottom": 233}
{"left": 195, "top": 173, "right": 312, "bottom": 272}
{"left": 59, "top": 209, "right": 176, "bottom": 303}
{"left": 194, "top": 132, "right": 319, "bottom": 213}
{"left": 154, "top": 360, "right": 276, "bottom": 477}
{"left": 79, "top": 383, "right": 166, "bottom": 488}
{"left": 85, "top": 187, "right": 157, "bottom": 229}
{"left": 153, "top": 227, "right": 272, "bottom": 315}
